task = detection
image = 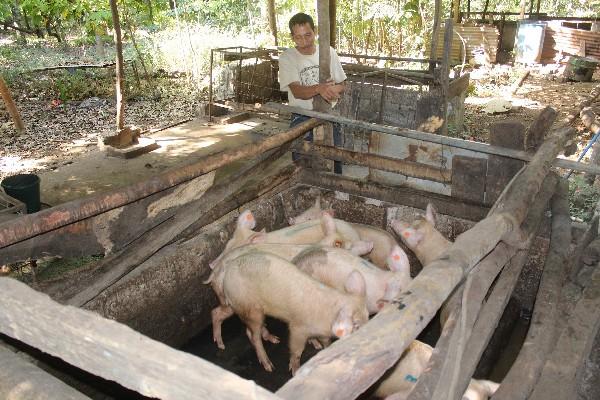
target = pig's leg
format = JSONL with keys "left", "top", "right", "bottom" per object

{"left": 288, "top": 325, "right": 309, "bottom": 375}
{"left": 211, "top": 305, "right": 234, "bottom": 349}
{"left": 245, "top": 326, "right": 280, "bottom": 344}
{"left": 243, "top": 309, "right": 274, "bottom": 372}
{"left": 308, "top": 338, "right": 323, "bottom": 350}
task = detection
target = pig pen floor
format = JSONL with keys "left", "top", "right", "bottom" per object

{"left": 36, "top": 113, "right": 291, "bottom": 206}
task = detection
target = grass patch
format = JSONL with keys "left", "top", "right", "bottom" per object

{"left": 9, "top": 254, "right": 103, "bottom": 283}
{"left": 569, "top": 175, "right": 600, "bottom": 222}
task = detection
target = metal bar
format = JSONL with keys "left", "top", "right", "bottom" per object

{"left": 0, "top": 119, "right": 322, "bottom": 249}
{"left": 265, "top": 102, "right": 600, "bottom": 175}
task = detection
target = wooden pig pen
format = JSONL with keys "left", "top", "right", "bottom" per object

{"left": 1, "top": 85, "right": 600, "bottom": 400}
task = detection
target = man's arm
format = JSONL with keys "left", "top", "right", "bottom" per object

{"left": 288, "top": 81, "right": 343, "bottom": 102}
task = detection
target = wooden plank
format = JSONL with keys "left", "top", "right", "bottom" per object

{"left": 451, "top": 156, "right": 487, "bottom": 203}
{"left": 529, "top": 266, "right": 600, "bottom": 400}
{"left": 266, "top": 102, "right": 600, "bottom": 175}
{"left": 295, "top": 141, "right": 452, "bottom": 183}
{"left": 485, "top": 121, "right": 526, "bottom": 205}
{"left": 493, "top": 179, "right": 571, "bottom": 400}
{"left": 0, "top": 344, "right": 90, "bottom": 400}
{"left": 299, "top": 170, "right": 489, "bottom": 221}
{"left": 0, "top": 278, "right": 281, "bottom": 400}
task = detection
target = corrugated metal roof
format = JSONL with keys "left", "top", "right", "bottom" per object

{"left": 541, "top": 21, "right": 600, "bottom": 62}
{"left": 427, "top": 23, "right": 499, "bottom": 64}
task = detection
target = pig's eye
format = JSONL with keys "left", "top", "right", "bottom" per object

{"left": 334, "top": 240, "right": 343, "bottom": 248}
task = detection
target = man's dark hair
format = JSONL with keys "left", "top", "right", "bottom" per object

{"left": 289, "top": 13, "right": 315, "bottom": 34}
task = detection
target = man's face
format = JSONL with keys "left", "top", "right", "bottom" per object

{"left": 291, "top": 23, "right": 315, "bottom": 54}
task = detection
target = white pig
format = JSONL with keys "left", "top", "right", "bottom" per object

{"left": 390, "top": 203, "right": 452, "bottom": 267}
{"left": 222, "top": 250, "right": 369, "bottom": 374}
{"left": 288, "top": 197, "right": 400, "bottom": 269}
{"left": 293, "top": 245, "right": 411, "bottom": 314}
{"left": 209, "top": 209, "right": 257, "bottom": 269}
{"left": 375, "top": 340, "right": 500, "bottom": 400}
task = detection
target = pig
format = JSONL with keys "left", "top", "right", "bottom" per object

{"left": 288, "top": 197, "right": 400, "bottom": 269}
{"left": 209, "top": 209, "right": 258, "bottom": 269}
{"left": 374, "top": 340, "right": 500, "bottom": 400}
{"left": 260, "top": 212, "right": 373, "bottom": 256}
{"left": 222, "top": 250, "right": 369, "bottom": 374}
{"left": 390, "top": 203, "right": 452, "bottom": 267}
{"left": 293, "top": 245, "right": 411, "bottom": 314}
{"left": 288, "top": 196, "right": 334, "bottom": 225}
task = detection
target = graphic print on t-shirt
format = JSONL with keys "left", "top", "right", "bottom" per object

{"left": 300, "top": 65, "right": 320, "bottom": 87}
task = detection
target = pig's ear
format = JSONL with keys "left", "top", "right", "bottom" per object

{"left": 425, "top": 204, "right": 437, "bottom": 226}
{"left": 345, "top": 271, "right": 366, "bottom": 297}
{"left": 238, "top": 210, "right": 256, "bottom": 230}
{"left": 387, "top": 245, "right": 410, "bottom": 273}
{"left": 320, "top": 212, "right": 337, "bottom": 236}
{"left": 331, "top": 305, "right": 353, "bottom": 338}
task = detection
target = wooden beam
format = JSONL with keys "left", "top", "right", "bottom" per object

{"left": 0, "top": 76, "right": 25, "bottom": 133}
{"left": 408, "top": 173, "right": 558, "bottom": 400}
{"left": 0, "top": 278, "right": 281, "bottom": 400}
{"left": 299, "top": 170, "right": 489, "bottom": 221}
{"left": 529, "top": 266, "right": 600, "bottom": 399}
{"left": 0, "top": 118, "right": 321, "bottom": 250}
{"left": 0, "top": 344, "right": 91, "bottom": 400}
{"left": 492, "top": 179, "right": 571, "bottom": 400}
{"left": 296, "top": 142, "right": 451, "bottom": 183}
{"left": 266, "top": 102, "right": 600, "bottom": 175}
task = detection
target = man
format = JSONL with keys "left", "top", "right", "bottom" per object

{"left": 279, "top": 12, "right": 346, "bottom": 173}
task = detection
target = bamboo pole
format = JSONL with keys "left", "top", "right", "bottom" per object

{"left": 0, "top": 76, "right": 25, "bottom": 133}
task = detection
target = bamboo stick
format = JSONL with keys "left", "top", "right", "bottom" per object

{"left": 0, "top": 76, "right": 25, "bottom": 133}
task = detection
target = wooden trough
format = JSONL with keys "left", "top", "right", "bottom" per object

{"left": 1, "top": 85, "right": 600, "bottom": 399}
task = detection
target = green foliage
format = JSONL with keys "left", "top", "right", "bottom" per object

{"left": 10, "top": 255, "right": 104, "bottom": 283}
{"left": 569, "top": 175, "right": 600, "bottom": 222}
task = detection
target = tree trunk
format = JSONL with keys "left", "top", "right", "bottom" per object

{"left": 146, "top": 0, "right": 153, "bottom": 23}
{"left": 109, "top": 0, "right": 126, "bottom": 130}
{"left": 266, "top": 0, "right": 277, "bottom": 46}
{"left": 453, "top": 0, "right": 461, "bottom": 23}
{"left": 168, "top": 0, "right": 175, "bottom": 11}
{"left": 329, "top": 0, "right": 337, "bottom": 48}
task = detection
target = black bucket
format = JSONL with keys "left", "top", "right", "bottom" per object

{"left": 1, "top": 174, "right": 41, "bottom": 213}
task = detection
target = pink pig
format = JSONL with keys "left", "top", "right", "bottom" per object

{"left": 390, "top": 203, "right": 452, "bottom": 267}
{"left": 222, "top": 250, "right": 369, "bottom": 375}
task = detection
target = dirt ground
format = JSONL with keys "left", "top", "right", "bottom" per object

{"left": 1, "top": 64, "right": 600, "bottom": 208}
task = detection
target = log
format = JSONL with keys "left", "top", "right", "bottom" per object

{"left": 528, "top": 266, "right": 600, "bottom": 400}
{"left": 295, "top": 142, "right": 452, "bottom": 183}
{"left": 510, "top": 69, "right": 530, "bottom": 94}
{"left": 0, "top": 76, "right": 25, "bottom": 133}
{"left": 0, "top": 118, "right": 321, "bottom": 249}
{"left": 66, "top": 148, "right": 297, "bottom": 307}
{"left": 408, "top": 173, "right": 558, "bottom": 400}
{"left": 0, "top": 278, "right": 281, "bottom": 400}
{"left": 525, "top": 106, "right": 558, "bottom": 153}
{"left": 0, "top": 344, "right": 90, "bottom": 400}
{"left": 265, "top": 103, "right": 600, "bottom": 175}
{"left": 492, "top": 178, "right": 571, "bottom": 400}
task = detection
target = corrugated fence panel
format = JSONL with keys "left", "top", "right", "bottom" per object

{"left": 426, "top": 24, "right": 499, "bottom": 63}
{"left": 541, "top": 22, "right": 600, "bottom": 61}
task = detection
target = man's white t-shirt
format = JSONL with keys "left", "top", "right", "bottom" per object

{"left": 279, "top": 46, "right": 347, "bottom": 110}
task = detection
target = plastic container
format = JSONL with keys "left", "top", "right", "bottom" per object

{"left": 1, "top": 174, "right": 41, "bottom": 213}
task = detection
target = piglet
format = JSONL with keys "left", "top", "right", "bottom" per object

{"left": 222, "top": 250, "right": 369, "bottom": 375}
{"left": 209, "top": 209, "right": 257, "bottom": 269}
{"left": 351, "top": 223, "right": 400, "bottom": 269}
{"left": 375, "top": 340, "right": 499, "bottom": 400}
{"left": 288, "top": 196, "right": 334, "bottom": 225}
{"left": 390, "top": 203, "right": 451, "bottom": 267}
{"left": 293, "top": 245, "right": 411, "bottom": 314}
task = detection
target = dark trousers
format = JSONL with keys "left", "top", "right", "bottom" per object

{"left": 290, "top": 113, "right": 342, "bottom": 174}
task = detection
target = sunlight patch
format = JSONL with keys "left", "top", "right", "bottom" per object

{"left": 0, "top": 156, "right": 49, "bottom": 176}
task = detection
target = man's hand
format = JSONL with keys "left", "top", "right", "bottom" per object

{"left": 316, "top": 80, "right": 344, "bottom": 103}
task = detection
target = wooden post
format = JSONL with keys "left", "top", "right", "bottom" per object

{"left": 482, "top": 0, "right": 489, "bottom": 21}
{"left": 109, "top": 0, "right": 125, "bottom": 130}
{"left": 429, "top": 0, "right": 442, "bottom": 74}
{"left": 441, "top": 19, "right": 453, "bottom": 136}
{"left": 519, "top": 0, "right": 527, "bottom": 19}
{"left": 315, "top": 0, "right": 334, "bottom": 171}
{"left": 329, "top": 0, "right": 337, "bottom": 48}
{"left": 0, "top": 76, "right": 25, "bottom": 134}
